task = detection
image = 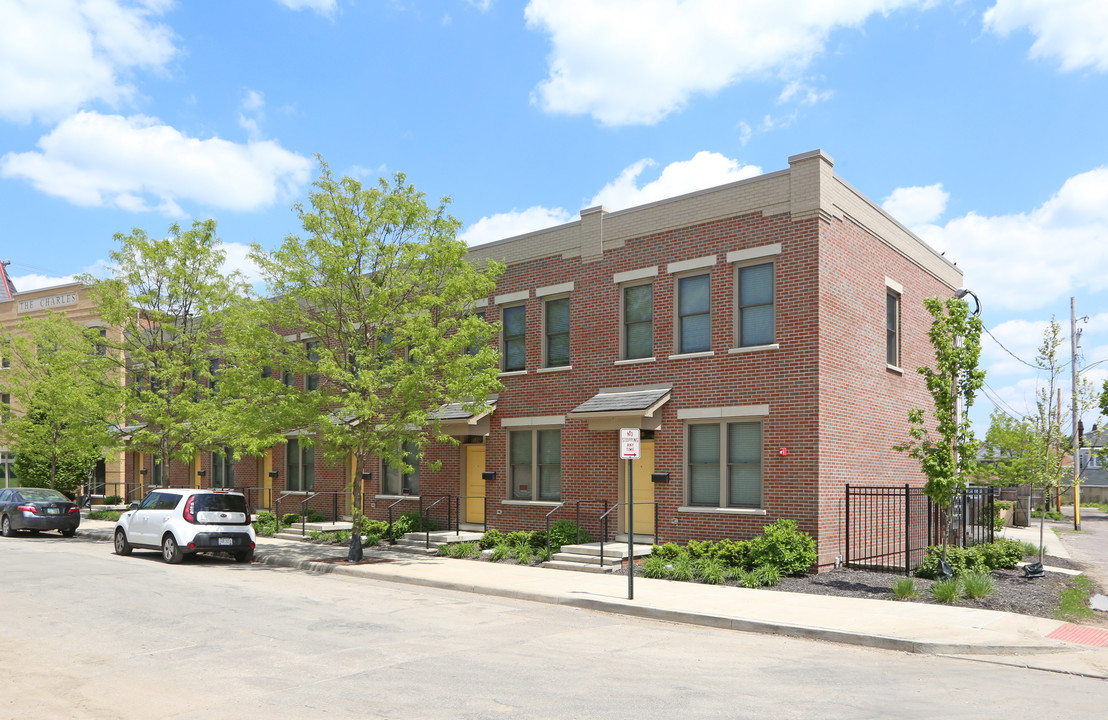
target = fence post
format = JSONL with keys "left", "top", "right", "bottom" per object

{"left": 844, "top": 484, "right": 850, "bottom": 568}
{"left": 903, "top": 484, "right": 910, "bottom": 576}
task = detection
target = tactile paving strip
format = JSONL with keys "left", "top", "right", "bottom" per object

{"left": 1046, "top": 623, "right": 1108, "bottom": 647}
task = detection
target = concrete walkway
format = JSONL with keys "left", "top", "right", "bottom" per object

{"left": 78, "top": 519, "right": 1108, "bottom": 679}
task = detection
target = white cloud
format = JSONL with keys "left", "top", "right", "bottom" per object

{"left": 881, "top": 183, "right": 949, "bottom": 226}
{"left": 984, "top": 0, "right": 1108, "bottom": 72}
{"left": 239, "top": 89, "right": 266, "bottom": 140}
{"left": 460, "top": 206, "right": 573, "bottom": 246}
{"left": 913, "top": 167, "right": 1108, "bottom": 311}
{"left": 275, "top": 0, "right": 336, "bottom": 16}
{"left": 467, "top": 0, "right": 493, "bottom": 10}
{"left": 9, "top": 272, "right": 79, "bottom": 292}
{"left": 590, "top": 151, "right": 762, "bottom": 210}
{"left": 242, "top": 89, "right": 265, "bottom": 112}
{"left": 221, "top": 241, "right": 264, "bottom": 284}
{"left": 777, "top": 79, "right": 833, "bottom": 106}
{"left": 461, "top": 151, "right": 760, "bottom": 245}
{"left": 0, "top": 0, "right": 177, "bottom": 124}
{"left": 981, "top": 317, "right": 1051, "bottom": 377}
{"left": 524, "top": 0, "right": 927, "bottom": 126}
{"left": 0, "top": 111, "right": 312, "bottom": 214}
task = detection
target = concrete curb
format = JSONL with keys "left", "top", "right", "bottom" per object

{"left": 251, "top": 549, "right": 1071, "bottom": 658}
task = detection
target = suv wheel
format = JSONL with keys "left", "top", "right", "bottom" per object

{"left": 114, "top": 528, "right": 132, "bottom": 555}
{"left": 234, "top": 549, "right": 254, "bottom": 564}
{"left": 162, "top": 534, "right": 184, "bottom": 564}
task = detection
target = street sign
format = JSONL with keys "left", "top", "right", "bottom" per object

{"left": 620, "top": 427, "right": 640, "bottom": 459}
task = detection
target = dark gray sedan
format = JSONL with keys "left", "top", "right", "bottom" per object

{"left": 0, "top": 487, "right": 81, "bottom": 537}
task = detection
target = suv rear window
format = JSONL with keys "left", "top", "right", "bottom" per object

{"left": 193, "top": 494, "right": 248, "bottom": 514}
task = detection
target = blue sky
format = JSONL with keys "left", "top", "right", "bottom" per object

{"left": 1, "top": 0, "right": 1106, "bottom": 435}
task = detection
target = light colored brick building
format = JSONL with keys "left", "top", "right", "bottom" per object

{"left": 125, "top": 150, "right": 963, "bottom": 570}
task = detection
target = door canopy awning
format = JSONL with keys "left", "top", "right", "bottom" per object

{"left": 567, "top": 385, "right": 671, "bottom": 431}
{"left": 432, "top": 394, "right": 498, "bottom": 436}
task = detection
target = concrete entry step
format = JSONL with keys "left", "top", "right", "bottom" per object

{"left": 551, "top": 551, "right": 624, "bottom": 566}
{"left": 542, "top": 560, "right": 613, "bottom": 574}
{"left": 559, "top": 542, "right": 654, "bottom": 559}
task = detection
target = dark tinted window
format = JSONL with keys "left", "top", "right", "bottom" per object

{"left": 193, "top": 494, "right": 247, "bottom": 513}
{"left": 0, "top": 490, "right": 10, "bottom": 503}
{"left": 156, "top": 493, "right": 182, "bottom": 510}
{"left": 19, "top": 488, "right": 68, "bottom": 502}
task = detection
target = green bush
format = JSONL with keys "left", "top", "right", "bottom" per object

{"left": 448, "top": 541, "right": 480, "bottom": 559}
{"left": 305, "top": 511, "right": 327, "bottom": 523}
{"left": 714, "top": 538, "right": 750, "bottom": 568}
{"left": 914, "top": 545, "right": 987, "bottom": 579}
{"left": 961, "top": 571, "right": 994, "bottom": 599}
{"left": 892, "top": 577, "right": 919, "bottom": 600}
{"left": 503, "top": 531, "right": 532, "bottom": 548}
{"left": 978, "top": 539, "right": 1026, "bottom": 569}
{"left": 651, "top": 542, "right": 685, "bottom": 561}
{"left": 363, "top": 533, "right": 381, "bottom": 547}
{"left": 931, "top": 578, "right": 963, "bottom": 603}
{"left": 512, "top": 544, "right": 534, "bottom": 564}
{"left": 88, "top": 509, "right": 124, "bottom": 521}
{"left": 640, "top": 554, "right": 670, "bottom": 579}
{"left": 389, "top": 511, "right": 438, "bottom": 537}
{"left": 490, "top": 543, "right": 512, "bottom": 562}
{"left": 686, "top": 539, "right": 717, "bottom": 560}
{"left": 103, "top": 495, "right": 122, "bottom": 505}
{"left": 669, "top": 555, "right": 695, "bottom": 582}
{"left": 548, "top": 519, "right": 591, "bottom": 549}
{"left": 478, "top": 528, "right": 505, "bottom": 550}
{"left": 747, "top": 519, "right": 817, "bottom": 575}
{"left": 253, "top": 511, "right": 278, "bottom": 536}
{"left": 437, "top": 544, "right": 450, "bottom": 556}
{"left": 528, "top": 530, "right": 547, "bottom": 551}
{"left": 354, "top": 516, "right": 389, "bottom": 536}
{"left": 695, "top": 558, "right": 726, "bottom": 585}
{"left": 281, "top": 512, "right": 301, "bottom": 526}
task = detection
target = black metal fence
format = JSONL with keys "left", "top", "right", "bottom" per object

{"left": 844, "top": 484, "right": 995, "bottom": 575}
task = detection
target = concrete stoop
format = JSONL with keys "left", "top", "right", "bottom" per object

{"left": 543, "top": 541, "right": 654, "bottom": 574}
{"left": 271, "top": 521, "right": 354, "bottom": 542}
{"left": 388, "top": 530, "right": 486, "bottom": 556}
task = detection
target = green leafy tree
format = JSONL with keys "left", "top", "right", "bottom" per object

{"left": 895, "top": 296, "right": 985, "bottom": 560}
{"left": 0, "top": 312, "right": 120, "bottom": 493}
{"left": 80, "top": 220, "right": 281, "bottom": 493}
{"left": 252, "top": 161, "right": 504, "bottom": 511}
{"left": 980, "top": 409, "right": 1037, "bottom": 488}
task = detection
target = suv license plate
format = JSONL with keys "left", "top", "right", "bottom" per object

{"left": 218, "top": 538, "right": 233, "bottom": 546}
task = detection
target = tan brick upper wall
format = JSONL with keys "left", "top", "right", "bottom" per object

{"left": 467, "top": 150, "right": 962, "bottom": 290}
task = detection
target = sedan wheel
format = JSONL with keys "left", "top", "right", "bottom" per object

{"left": 61, "top": 528, "right": 76, "bottom": 538}
{"left": 114, "top": 528, "right": 132, "bottom": 555}
{"left": 162, "top": 534, "right": 184, "bottom": 564}
{"left": 1, "top": 516, "right": 11, "bottom": 537}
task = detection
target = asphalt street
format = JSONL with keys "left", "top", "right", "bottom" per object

{"left": 1, "top": 531, "right": 1105, "bottom": 720}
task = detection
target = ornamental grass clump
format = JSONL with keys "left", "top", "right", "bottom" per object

{"left": 961, "top": 570, "right": 994, "bottom": 599}
{"left": 695, "top": 558, "right": 726, "bottom": 585}
{"left": 892, "top": 577, "right": 919, "bottom": 600}
{"left": 640, "top": 554, "right": 670, "bottom": 579}
{"left": 930, "top": 578, "right": 963, "bottom": 603}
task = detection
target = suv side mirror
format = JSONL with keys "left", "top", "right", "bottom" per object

{"left": 129, "top": 502, "right": 139, "bottom": 511}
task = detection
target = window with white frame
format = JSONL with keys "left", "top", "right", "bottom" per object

{"left": 622, "top": 282, "right": 653, "bottom": 359}
{"left": 286, "top": 438, "right": 314, "bottom": 492}
{"left": 305, "top": 341, "right": 320, "bottom": 391}
{"left": 735, "top": 262, "right": 774, "bottom": 347}
{"left": 502, "top": 305, "right": 526, "bottom": 371}
{"left": 509, "top": 428, "right": 561, "bottom": 501}
{"left": 544, "top": 297, "right": 570, "bottom": 367}
{"left": 886, "top": 291, "right": 900, "bottom": 367}
{"left": 466, "top": 311, "right": 487, "bottom": 356}
{"left": 212, "top": 447, "right": 235, "bottom": 488}
{"left": 687, "top": 420, "right": 762, "bottom": 508}
{"left": 677, "top": 274, "right": 711, "bottom": 354}
{"left": 383, "top": 442, "right": 420, "bottom": 495}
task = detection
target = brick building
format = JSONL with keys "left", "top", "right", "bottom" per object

{"left": 125, "top": 150, "right": 962, "bottom": 570}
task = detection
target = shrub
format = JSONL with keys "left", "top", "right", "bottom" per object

{"left": 669, "top": 556, "right": 695, "bottom": 582}
{"left": 512, "top": 544, "right": 534, "bottom": 564}
{"left": 503, "top": 531, "right": 532, "bottom": 548}
{"left": 931, "top": 578, "right": 963, "bottom": 603}
{"left": 390, "top": 511, "right": 437, "bottom": 537}
{"left": 449, "top": 541, "right": 480, "bottom": 559}
{"left": 103, "top": 495, "right": 122, "bottom": 505}
{"left": 892, "top": 577, "right": 919, "bottom": 600}
{"left": 528, "top": 530, "right": 547, "bottom": 551}
{"left": 253, "top": 511, "right": 278, "bottom": 536}
{"left": 961, "top": 571, "right": 994, "bottom": 599}
{"left": 548, "top": 519, "right": 591, "bottom": 549}
{"left": 490, "top": 543, "right": 512, "bottom": 562}
{"left": 306, "top": 511, "right": 327, "bottom": 523}
{"left": 686, "top": 539, "right": 717, "bottom": 560}
{"left": 281, "top": 512, "right": 301, "bottom": 526}
{"left": 88, "top": 509, "right": 124, "bottom": 521}
{"left": 725, "top": 565, "right": 748, "bottom": 583}
{"left": 355, "top": 516, "right": 389, "bottom": 536}
{"left": 714, "top": 538, "right": 750, "bottom": 569}
{"left": 695, "top": 558, "right": 726, "bottom": 585}
{"left": 914, "top": 545, "right": 987, "bottom": 579}
{"left": 747, "top": 519, "right": 817, "bottom": 575}
{"left": 478, "top": 528, "right": 505, "bottom": 550}
{"left": 640, "top": 554, "right": 670, "bottom": 579}
{"left": 978, "top": 539, "right": 1025, "bottom": 569}
{"left": 651, "top": 542, "right": 685, "bottom": 561}
{"left": 363, "top": 533, "right": 381, "bottom": 547}
{"left": 751, "top": 565, "right": 782, "bottom": 587}
{"left": 437, "top": 544, "right": 451, "bottom": 556}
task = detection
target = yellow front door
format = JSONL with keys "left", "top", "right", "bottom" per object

{"left": 465, "top": 444, "right": 486, "bottom": 524}
{"left": 622, "top": 439, "right": 655, "bottom": 535}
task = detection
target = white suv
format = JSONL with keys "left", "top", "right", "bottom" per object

{"left": 114, "top": 489, "right": 256, "bottom": 564}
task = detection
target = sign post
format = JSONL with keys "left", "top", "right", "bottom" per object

{"left": 620, "top": 428, "right": 640, "bottom": 600}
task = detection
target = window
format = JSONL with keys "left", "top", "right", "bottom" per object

{"left": 1, "top": 352, "right": 8, "bottom": 369}
{"left": 209, "top": 358, "right": 220, "bottom": 394}
{"left": 736, "top": 263, "right": 774, "bottom": 347}
{"left": 509, "top": 429, "right": 561, "bottom": 501}
{"left": 502, "top": 305, "right": 526, "bottom": 371}
{"left": 544, "top": 297, "right": 570, "bottom": 367}
{"left": 383, "top": 442, "right": 420, "bottom": 495}
{"left": 286, "top": 438, "right": 314, "bottom": 492}
{"left": 687, "top": 421, "right": 762, "bottom": 508}
{"left": 677, "top": 274, "right": 711, "bottom": 353}
{"left": 150, "top": 457, "right": 163, "bottom": 487}
{"left": 305, "top": 341, "right": 320, "bottom": 391}
{"left": 0, "top": 452, "right": 15, "bottom": 488}
{"left": 261, "top": 366, "right": 273, "bottom": 380}
{"left": 282, "top": 369, "right": 295, "bottom": 387}
{"left": 94, "top": 327, "right": 107, "bottom": 356}
{"left": 212, "top": 448, "right": 235, "bottom": 488}
{"left": 886, "top": 291, "right": 900, "bottom": 367}
{"left": 623, "top": 283, "right": 653, "bottom": 359}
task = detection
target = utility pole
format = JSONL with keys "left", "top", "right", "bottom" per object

{"left": 1071, "top": 297, "right": 1081, "bottom": 531}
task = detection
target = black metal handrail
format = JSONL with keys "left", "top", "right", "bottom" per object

{"left": 544, "top": 499, "right": 609, "bottom": 564}
{"left": 422, "top": 496, "right": 450, "bottom": 549}
{"left": 453, "top": 495, "right": 487, "bottom": 535}
{"left": 598, "top": 501, "right": 657, "bottom": 568}
{"left": 386, "top": 496, "right": 419, "bottom": 542}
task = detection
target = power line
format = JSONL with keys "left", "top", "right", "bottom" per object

{"left": 982, "top": 325, "right": 1042, "bottom": 370}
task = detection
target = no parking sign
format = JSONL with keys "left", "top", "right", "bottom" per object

{"left": 620, "top": 427, "right": 640, "bottom": 459}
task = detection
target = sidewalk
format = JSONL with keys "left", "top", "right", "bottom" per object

{"left": 80, "top": 519, "right": 1108, "bottom": 678}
